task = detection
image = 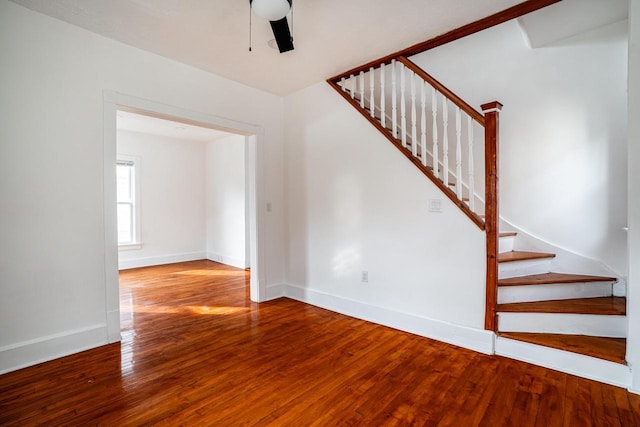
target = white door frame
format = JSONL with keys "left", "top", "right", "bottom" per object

{"left": 102, "top": 90, "right": 266, "bottom": 343}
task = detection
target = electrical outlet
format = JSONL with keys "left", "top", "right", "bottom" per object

{"left": 361, "top": 271, "right": 368, "bottom": 283}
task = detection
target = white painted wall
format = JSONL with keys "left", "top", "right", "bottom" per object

{"left": 0, "top": 0, "right": 286, "bottom": 373}
{"left": 412, "top": 19, "right": 629, "bottom": 276}
{"left": 206, "top": 135, "right": 248, "bottom": 269}
{"left": 117, "top": 130, "right": 207, "bottom": 269}
{"left": 284, "top": 82, "right": 491, "bottom": 352}
{"left": 628, "top": 0, "right": 640, "bottom": 394}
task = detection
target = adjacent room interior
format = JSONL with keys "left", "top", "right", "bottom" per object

{"left": 115, "top": 109, "right": 251, "bottom": 272}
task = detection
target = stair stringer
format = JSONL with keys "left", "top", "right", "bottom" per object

{"left": 498, "top": 218, "right": 625, "bottom": 296}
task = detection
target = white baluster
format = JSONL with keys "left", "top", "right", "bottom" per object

{"left": 369, "top": 67, "right": 375, "bottom": 118}
{"left": 340, "top": 77, "right": 346, "bottom": 92}
{"left": 431, "top": 88, "right": 439, "bottom": 179}
{"left": 400, "top": 63, "right": 407, "bottom": 148}
{"left": 380, "top": 64, "right": 386, "bottom": 129}
{"left": 410, "top": 71, "right": 417, "bottom": 157}
{"left": 468, "top": 116, "right": 475, "bottom": 211}
{"left": 359, "top": 71, "right": 365, "bottom": 108}
{"left": 420, "top": 80, "right": 427, "bottom": 167}
{"left": 442, "top": 95, "right": 449, "bottom": 186}
{"left": 456, "top": 108, "right": 463, "bottom": 199}
{"left": 350, "top": 74, "right": 355, "bottom": 99}
{"left": 392, "top": 60, "right": 398, "bottom": 138}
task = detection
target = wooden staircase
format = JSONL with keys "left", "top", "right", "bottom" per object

{"left": 330, "top": 66, "right": 628, "bottom": 372}
{"left": 495, "top": 232, "right": 626, "bottom": 365}
{"left": 326, "top": 3, "right": 628, "bottom": 383}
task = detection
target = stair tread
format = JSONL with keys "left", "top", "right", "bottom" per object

{"left": 499, "top": 251, "right": 556, "bottom": 263}
{"left": 499, "top": 272, "right": 617, "bottom": 287}
{"left": 497, "top": 296, "right": 626, "bottom": 315}
{"left": 499, "top": 332, "right": 626, "bottom": 364}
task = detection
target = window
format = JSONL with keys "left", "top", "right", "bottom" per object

{"left": 116, "top": 157, "right": 141, "bottom": 248}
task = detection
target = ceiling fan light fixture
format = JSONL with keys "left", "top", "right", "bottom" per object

{"left": 250, "top": 0, "right": 291, "bottom": 21}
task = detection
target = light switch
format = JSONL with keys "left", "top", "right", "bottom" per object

{"left": 428, "top": 199, "right": 442, "bottom": 213}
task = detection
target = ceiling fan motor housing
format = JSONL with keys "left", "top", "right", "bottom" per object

{"left": 250, "top": 0, "right": 294, "bottom": 53}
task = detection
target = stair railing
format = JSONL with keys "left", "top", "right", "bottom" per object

{"left": 328, "top": 57, "right": 502, "bottom": 331}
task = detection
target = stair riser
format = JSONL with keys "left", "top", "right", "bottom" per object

{"left": 495, "top": 337, "right": 631, "bottom": 389}
{"left": 499, "top": 259, "right": 553, "bottom": 279}
{"left": 498, "top": 282, "right": 613, "bottom": 304}
{"left": 499, "top": 236, "right": 515, "bottom": 253}
{"left": 613, "top": 281, "right": 626, "bottom": 297}
{"left": 497, "top": 313, "right": 626, "bottom": 337}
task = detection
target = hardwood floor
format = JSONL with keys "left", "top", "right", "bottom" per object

{"left": 1, "top": 260, "right": 639, "bottom": 426}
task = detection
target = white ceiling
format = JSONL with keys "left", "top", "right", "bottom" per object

{"left": 117, "top": 110, "right": 233, "bottom": 142}
{"left": 9, "top": 0, "right": 527, "bottom": 95}
{"left": 518, "top": 0, "right": 628, "bottom": 47}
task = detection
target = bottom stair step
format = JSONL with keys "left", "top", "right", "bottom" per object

{"left": 499, "top": 332, "right": 626, "bottom": 364}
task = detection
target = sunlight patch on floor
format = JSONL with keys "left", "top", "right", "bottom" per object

{"left": 174, "top": 269, "right": 247, "bottom": 277}
{"left": 122, "top": 304, "right": 250, "bottom": 316}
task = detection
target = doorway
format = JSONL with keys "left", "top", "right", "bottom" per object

{"left": 103, "top": 91, "right": 265, "bottom": 344}
{"left": 115, "top": 109, "right": 249, "bottom": 271}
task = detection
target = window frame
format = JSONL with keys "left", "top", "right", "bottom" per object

{"left": 116, "top": 155, "right": 142, "bottom": 250}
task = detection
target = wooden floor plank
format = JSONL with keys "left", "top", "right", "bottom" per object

{"left": 629, "top": 392, "right": 640, "bottom": 426}
{"left": 563, "top": 376, "right": 594, "bottom": 427}
{"left": 0, "top": 260, "right": 637, "bottom": 426}
{"left": 534, "top": 370, "right": 565, "bottom": 427}
{"left": 609, "top": 386, "right": 637, "bottom": 426}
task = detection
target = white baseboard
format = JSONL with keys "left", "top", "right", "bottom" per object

{"left": 0, "top": 324, "right": 109, "bottom": 375}
{"left": 106, "top": 309, "right": 121, "bottom": 343}
{"left": 265, "top": 284, "right": 286, "bottom": 301}
{"left": 496, "top": 336, "right": 631, "bottom": 389}
{"left": 206, "top": 252, "right": 248, "bottom": 269}
{"left": 283, "top": 284, "right": 494, "bottom": 355}
{"left": 118, "top": 251, "right": 206, "bottom": 270}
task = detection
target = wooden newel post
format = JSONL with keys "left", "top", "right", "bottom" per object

{"left": 481, "top": 101, "right": 503, "bottom": 332}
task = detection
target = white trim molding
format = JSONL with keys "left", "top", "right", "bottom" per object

{"left": 496, "top": 335, "right": 631, "bottom": 389}
{"left": 119, "top": 251, "right": 207, "bottom": 270}
{"left": 283, "top": 284, "right": 495, "bottom": 355}
{"left": 206, "top": 253, "right": 248, "bottom": 270}
{"left": 265, "top": 284, "right": 287, "bottom": 301}
{"left": 0, "top": 324, "right": 108, "bottom": 375}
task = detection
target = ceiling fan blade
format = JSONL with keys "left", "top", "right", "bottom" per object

{"left": 270, "top": 17, "right": 294, "bottom": 53}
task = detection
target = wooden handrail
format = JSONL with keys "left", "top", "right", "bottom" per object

{"left": 328, "top": 0, "right": 562, "bottom": 83}
{"left": 482, "top": 101, "right": 503, "bottom": 332}
{"left": 398, "top": 56, "right": 485, "bottom": 126}
{"left": 328, "top": 79, "right": 486, "bottom": 230}
{"left": 327, "top": 1, "right": 527, "bottom": 332}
